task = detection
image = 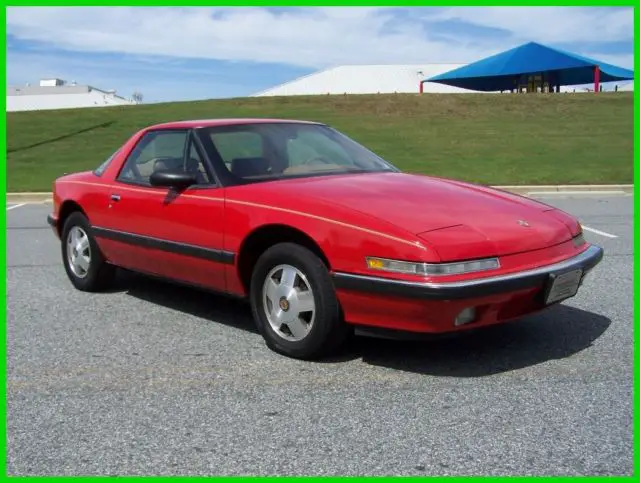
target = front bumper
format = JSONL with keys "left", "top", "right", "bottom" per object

{"left": 332, "top": 245, "right": 603, "bottom": 300}
{"left": 332, "top": 244, "right": 603, "bottom": 334}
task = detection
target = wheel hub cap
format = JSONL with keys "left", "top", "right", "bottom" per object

{"left": 262, "top": 264, "right": 316, "bottom": 342}
{"left": 279, "top": 297, "right": 290, "bottom": 311}
{"left": 66, "top": 226, "right": 92, "bottom": 279}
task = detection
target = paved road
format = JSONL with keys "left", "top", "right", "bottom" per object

{"left": 6, "top": 195, "right": 633, "bottom": 476}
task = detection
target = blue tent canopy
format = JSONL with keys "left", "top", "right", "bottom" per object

{"left": 425, "top": 42, "right": 634, "bottom": 92}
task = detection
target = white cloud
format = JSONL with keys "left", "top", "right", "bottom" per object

{"left": 6, "top": 6, "right": 634, "bottom": 69}
{"left": 428, "top": 7, "right": 633, "bottom": 44}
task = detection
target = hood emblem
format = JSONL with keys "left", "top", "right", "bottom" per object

{"left": 518, "top": 220, "right": 530, "bottom": 227}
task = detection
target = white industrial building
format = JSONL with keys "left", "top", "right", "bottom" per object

{"left": 252, "top": 64, "right": 479, "bottom": 96}
{"left": 7, "top": 78, "right": 139, "bottom": 112}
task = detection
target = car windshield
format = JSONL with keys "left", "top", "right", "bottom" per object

{"left": 197, "top": 122, "right": 399, "bottom": 184}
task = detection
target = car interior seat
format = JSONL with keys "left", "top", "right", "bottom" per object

{"left": 230, "top": 157, "right": 271, "bottom": 178}
{"left": 153, "top": 157, "right": 183, "bottom": 173}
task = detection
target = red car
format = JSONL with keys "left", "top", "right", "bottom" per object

{"left": 47, "top": 118, "right": 603, "bottom": 359}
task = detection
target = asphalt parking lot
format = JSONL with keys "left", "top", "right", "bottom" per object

{"left": 6, "top": 194, "right": 634, "bottom": 476}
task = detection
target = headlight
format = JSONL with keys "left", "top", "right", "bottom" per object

{"left": 365, "top": 256, "right": 500, "bottom": 276}
{"left": 572, "top": 221, "right": 585, "bottom": 246}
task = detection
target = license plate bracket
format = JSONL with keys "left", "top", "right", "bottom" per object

{"left": 544, "top": 268, "right": 583, "bottom": 305}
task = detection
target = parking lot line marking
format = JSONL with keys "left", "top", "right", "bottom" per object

{"left": 6, "top": 203, "right": 26, "bottom": 211}
{"left": 582, "top": 225, "right": 618, "bottom": 239}
{"left": 527, "top": 191, "right": 629, "bottom": 197}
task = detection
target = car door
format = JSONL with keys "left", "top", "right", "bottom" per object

{"left": 96, "top": 128, "right": 228, "bottom": 293}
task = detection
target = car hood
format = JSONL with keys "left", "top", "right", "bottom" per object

{"left": 269, "top": 172, "right": 580, "bottom": 261}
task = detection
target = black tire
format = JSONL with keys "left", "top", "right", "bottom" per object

{"left": 61, "top": 211, "right": 116, "bottom": 292}
{"left": 249, "top": 242, "right": 351, "bottom": 360}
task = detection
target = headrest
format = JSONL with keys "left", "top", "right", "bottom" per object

{"left": 230, "top": 157, "right": 270, "bottom": 178}
{"left": 153, "top": 157, "right": 182, "bottom": 172}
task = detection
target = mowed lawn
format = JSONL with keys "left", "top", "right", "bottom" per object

{"left": 6, "top": 92, "right": 633, "bottom": 192}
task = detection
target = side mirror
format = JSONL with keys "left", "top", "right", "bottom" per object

{"left": 149, "top": 170, "right": 197, "bottom": 190}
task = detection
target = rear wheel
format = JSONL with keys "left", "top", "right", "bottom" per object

{"left": 61, "top": 212, "right": 116, "bottom": 292}
{"left": 249, "top": 242, "right": 351, "bottom": 359}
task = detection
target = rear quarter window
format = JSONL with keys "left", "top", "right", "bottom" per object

{"left": 93, "top": 150, "right": 119, "bottom": 176}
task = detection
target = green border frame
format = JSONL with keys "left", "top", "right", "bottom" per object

{"left": 1, "top": 2, "right": 636, "bottom": 480}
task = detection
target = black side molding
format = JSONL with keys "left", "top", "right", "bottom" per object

{"left": 92, "top": 226, "right": 235, "bottom": 265}
{"left": 46, "top": 214, "right": 57, "bottom": 228}
{"left": 332, "top": 271, "right": 544, "bottom": 299}
{"left": 332, "top": 245, "right": 604, "bottom": 300}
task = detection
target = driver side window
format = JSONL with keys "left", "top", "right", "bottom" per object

{"left": 117, "top": 130, "right": 188, "bottom": 185}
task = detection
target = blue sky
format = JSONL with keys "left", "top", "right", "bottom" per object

{"left": 6, "top": 7, "right": 634, "bottom": 103}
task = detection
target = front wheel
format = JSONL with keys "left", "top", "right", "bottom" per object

{"left": 61, "top": 211, "right": 116, "bottom": 292}
{"left": 249, "top": 242, "right": 351, "bottom": 360}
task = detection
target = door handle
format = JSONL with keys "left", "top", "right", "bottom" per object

{"left": 110, "top": 194, "right": 121, "bottom": 202}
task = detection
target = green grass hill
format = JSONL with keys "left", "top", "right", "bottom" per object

{"left": 6, "top": 92, "right": 633, "bottom": 192}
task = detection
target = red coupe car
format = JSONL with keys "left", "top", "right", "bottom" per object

{"left": 47, "top": 118, "right": 603, "bottom": 359}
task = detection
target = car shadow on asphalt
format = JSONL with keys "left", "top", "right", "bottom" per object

{"left": 113, "top": 270, "right": 611, "bottom": 378}
{"left": 111, "top": 270, "right": 259, "bottom": 335}
{"left": 344, "top": 305, "right": 611, "bottom": 377}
